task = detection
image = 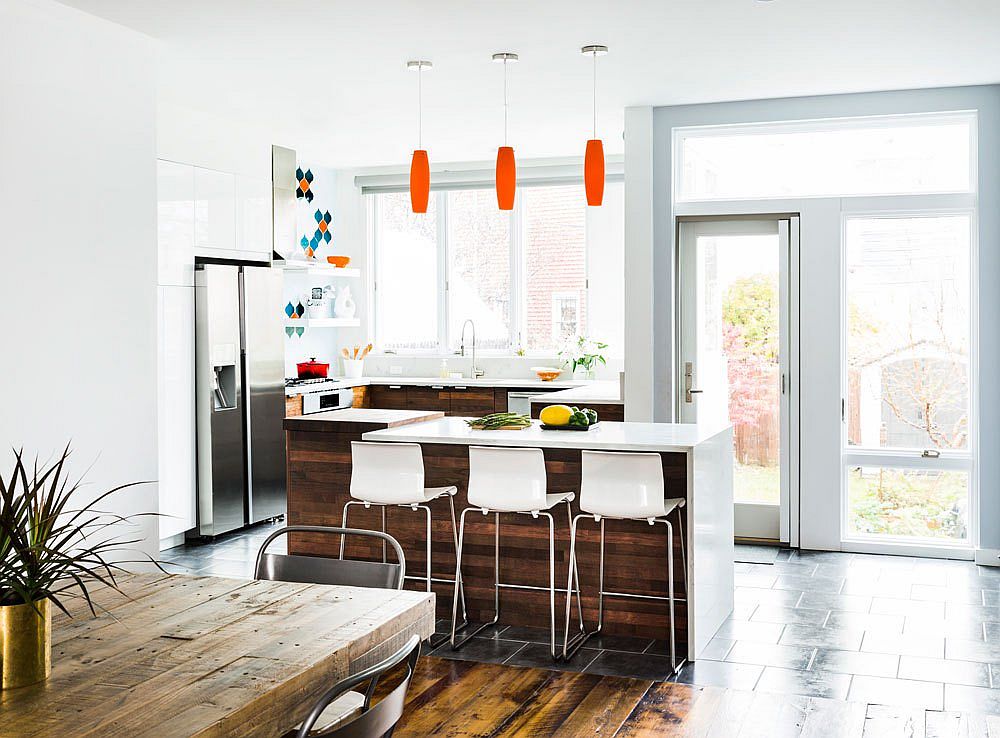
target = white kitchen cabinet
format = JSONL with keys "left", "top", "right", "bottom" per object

{"left": 236, "top": 174, "right": 273, "bottom": 261}
{"left": 157, "top": 285, "right": 196, "bottom": 542}
{"left": 193, "top": 166, "right": 237, "bottom": 258}
{"left": 157, "top": 160, "right": 195, "bottom": 286}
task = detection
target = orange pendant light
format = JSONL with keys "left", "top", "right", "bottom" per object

{"left": 493, "top": 52, "right": 519, "bottom": 211}
{"left": 581, "top": 45, "right": 608, "bottom": 206}
{"left": 407, "top": 60, "right": 432, "bottom": 213}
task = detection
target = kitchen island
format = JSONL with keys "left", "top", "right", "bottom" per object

{"left": 285, "top": 411, "right": 733, "bottom": 660}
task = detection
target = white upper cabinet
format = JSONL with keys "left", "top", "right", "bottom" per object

{"left": 158, "top": 160, "right": 271, "bottom": 265}
{"left": 236, "top": 175, "right": 273, "bottom": 261}
{"left": 157, "top": 160, "right": 195, "bottom": 286}
{"left": 194, "top": 166, "right": 237, "bottom": 257}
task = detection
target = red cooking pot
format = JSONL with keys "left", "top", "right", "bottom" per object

{"left": 296, "top": 357, "right": 329, "bottom": 379}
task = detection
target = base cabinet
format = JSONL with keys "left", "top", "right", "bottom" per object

{"left": 369, "top": 384, "right": 408, "bottom": 410}
{"left": 365, "top": 385, "right": 554, "bottom": 417}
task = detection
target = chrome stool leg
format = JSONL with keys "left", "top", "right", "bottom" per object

{"left": 451, "top": 509, "right": 501, "bottom": 649}
{"left": 533, "top": 509, "right": 558, "bottom": 659}
{"left": 563, "top": 514, "right": 606, "bottom": 660}
{"left": 339, "top": 500, "right": 364, "bottom": 559}
{"left": 418, "top": 498, "right": 469, "bottom": 649}
{"left": 665, "top": 517, "right": 677, "bottom": 672}
{"left": 563, "top": 510, "right": 687, "bottom": 671}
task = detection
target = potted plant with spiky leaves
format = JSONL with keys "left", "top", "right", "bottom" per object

{"left": 0, "top": 445, "right": 159, "bottom": 689}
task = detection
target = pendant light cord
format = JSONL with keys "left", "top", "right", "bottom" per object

{"left": 418, "top": 63, "right": 423, "bottom": 149}
{"left": 592, "top": 50, "right": 597, "bottom": 138}
{"left": 503, "top": 58, "right": 509, "bottom": 147}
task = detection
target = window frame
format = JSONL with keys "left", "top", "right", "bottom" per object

{"left": 369, "top": 182, "right": 598, "bottom": 357}
{"left": 550, "top": 290, "right": 581, "bottom": 345}
{"left": 839, "top": 205, "right": 978, "bottom": 551}
{"left": 673, "top": 110, "right": 978, "bottom": 204}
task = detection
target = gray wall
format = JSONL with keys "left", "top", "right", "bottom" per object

{"left": 625, "top": 85, "right": 999, "bottom": 555}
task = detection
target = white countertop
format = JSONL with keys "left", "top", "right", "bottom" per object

{"left": 362, "top": 416, "right": 732, "bottom": 452}
{"left": 528, "top": 380, "right": 623, "bottom": 406}
{"left": 285, "top": 376, "right": 599, "bottom": 396}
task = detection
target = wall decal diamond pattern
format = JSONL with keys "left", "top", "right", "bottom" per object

{"left": 295, "top": 167, "right": 314, "bottom": 202}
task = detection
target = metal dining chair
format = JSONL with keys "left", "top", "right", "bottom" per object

{"left": 257, "top": 526, "right": 411, "bottom": 737}
{"left": 254, "top": 525, "right": 406, "bottom": 589}
{"left": 291, "top": 634, "right": 421, "bottom": 738}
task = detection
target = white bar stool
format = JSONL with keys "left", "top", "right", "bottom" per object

{"left": 450, "top": 446, "right": 581, "bottom": 660}
{"left": 562, "top": 450, "right": 688, "bottom": 671}
{"left": 345, "top": 441, "right": 467, "bottom": 646}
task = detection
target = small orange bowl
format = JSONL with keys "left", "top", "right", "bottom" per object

{"left": 326, "top": 256, "right": 351, "bottom": 268}
{"left": 531, "top": 366, "right": 562, "bottom": 382}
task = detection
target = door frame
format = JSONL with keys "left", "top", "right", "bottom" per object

{"left": 675, "top": 215, "right": 801, "bottom": 546}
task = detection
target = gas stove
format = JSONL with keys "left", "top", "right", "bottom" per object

{"left": 285, "top": 376, "right": 354, "bottom": 414}
{"left": 284, "top": 377, "right": 332, "bottom": 389}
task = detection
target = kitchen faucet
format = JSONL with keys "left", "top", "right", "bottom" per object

{"left": 459, "top": 319, "right": 485, "bottom": 378}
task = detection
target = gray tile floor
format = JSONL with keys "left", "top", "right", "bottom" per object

{"left": 161, "top": 530, "right": 1000, "bottom": 713}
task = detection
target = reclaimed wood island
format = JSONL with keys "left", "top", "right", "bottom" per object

{"left": 284, "top": 409, "right": 733, "bottom": 660}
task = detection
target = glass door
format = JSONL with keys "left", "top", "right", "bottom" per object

{"left": 678, "top": 218, "right": 797, "bottom": 542}
{"left": 842, "top": 213, "right": 974, "bottom": 551}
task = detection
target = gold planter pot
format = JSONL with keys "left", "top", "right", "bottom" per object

{"left": 1, "top": 599, "right": 51, "bottom": 689}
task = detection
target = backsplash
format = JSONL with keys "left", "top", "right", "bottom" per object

{"left": 357, "top": 354, "right": 624, "bottom": 382}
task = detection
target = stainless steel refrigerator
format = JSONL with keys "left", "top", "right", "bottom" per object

{"left": 193, "top": 263, "right": 286, "bottom": 538}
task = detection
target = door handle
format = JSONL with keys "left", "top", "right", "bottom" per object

{"left": 683, "top": 361, "right": 702, "bottom": 403}
{"left": 921, "top": 449, "right": 941, "bottom": 458}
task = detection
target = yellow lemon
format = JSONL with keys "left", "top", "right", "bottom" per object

{"left": 539, "top": 404, "right": 573, "bottom": 426}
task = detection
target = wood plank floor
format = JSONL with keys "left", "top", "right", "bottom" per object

{"left": 391, "top": 656, "right": 1000, "bottom": 737}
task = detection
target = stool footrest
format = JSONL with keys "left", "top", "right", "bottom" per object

{"left": 562, "top": 627, "right": 599, "bottom": 661}
{"left": 449, "top": 618, "right": 499, "bottom": 650}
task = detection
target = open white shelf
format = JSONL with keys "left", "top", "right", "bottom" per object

{"left": 284, "top": 318, "right": 361, "bottom": 329}
{"left": 274, "top": 259, "right": 359, "bottom": 278}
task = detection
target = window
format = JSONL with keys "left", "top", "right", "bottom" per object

{"left": 371, "top": 183, "right": 622, "bottom": 354}
{"left": 446, "top": 190, "right": 510, "bottom": 350}
{"left": 373, "top": 193, "right": 439, "bottom": 351}
{"left": 676, "top": 112, "right": 975, "bottom": 202}
{"left": 551, "top": 292, "right": 580, "bottom": 343}
{"left": 845, "top": 215, "right": 971, "bottom": 452}
{"left": 843, "top": 214, "right": 973, "bottom": 545}
{"left": 523, "top": 186, "right": 587, "bottom": 351}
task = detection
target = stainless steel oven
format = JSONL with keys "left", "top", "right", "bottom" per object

{"left": 302, "top": 388, "right": 354, "bottom": 415}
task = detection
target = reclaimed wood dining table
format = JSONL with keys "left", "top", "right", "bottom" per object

{"left": 0, "top": 573, "right": 435, "bottom": 738}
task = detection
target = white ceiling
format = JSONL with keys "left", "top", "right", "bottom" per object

{"left": 59, "top": 0, "right": 1000, "bottom": 169}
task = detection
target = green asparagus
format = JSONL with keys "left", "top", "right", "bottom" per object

{"left": 466, "top": 412, "right": 532, "bottom": 430}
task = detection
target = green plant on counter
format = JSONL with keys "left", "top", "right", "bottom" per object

{"left": 558, "top": 335, "right": 608, "bottom": 374}
{"left": 0, "top": 445, "right": 161, "bottom": 615}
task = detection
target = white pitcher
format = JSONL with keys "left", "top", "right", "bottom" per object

{"left": 334, "top": 285, "right": 356, "bottom": 319}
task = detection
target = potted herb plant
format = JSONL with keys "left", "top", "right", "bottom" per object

{"left": 0, "top": 446, "right": 157, "bottom": 689}
{"left": 558, "top": 335, "right": 608, "bottom": 380}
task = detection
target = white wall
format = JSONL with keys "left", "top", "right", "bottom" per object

{"left": 157, "top": 102, "right": 273, "bottom": 181}
{"left": 626, "top": 85, "right": 1000, "bottom": 555}
{"left": 282, "top": 164, "right": 372, "bottom": 377}
{"left": 0, "top": 0, "right": 158, "bottom": 557}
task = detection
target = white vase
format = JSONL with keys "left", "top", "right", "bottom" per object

{"left": 574, "top": 368, "right": 596, "bottom": 381}
{"left": 334, "top": 286, "right": 356, "bottom": 319}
